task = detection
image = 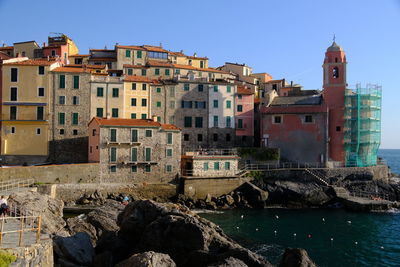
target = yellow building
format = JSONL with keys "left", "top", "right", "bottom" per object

{"left": 1, "top": 58, "right": 60, "bottom": 163}
{"left": 123, "top": 76, "right": 152, "bottom": 119}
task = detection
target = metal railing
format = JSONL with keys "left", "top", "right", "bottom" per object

{"left": 349, "top": 190, "right": 390, "bottom": 201}
{"left": 0, "top": 215, "right": 41, "bottom": 247}
{"left": 242, "top": 162, "right": 325, "bottom": 170}
{"left": 0, "top": 179, "right": 35, "bottom": 193}
{"left": 184, "top": 148, "right": 238, "bottom": 157}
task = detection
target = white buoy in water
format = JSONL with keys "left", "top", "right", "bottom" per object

{"left": 274, "top": 230, "right": 277, "bottom": 236}
{"left": 380, "top": 246, "right": 384, "bottom": 250}
{"left": 241, "top": 215, "right": 244, "bottom": 219}
{"left": 322, "top": 218, "right": 325, "bottom": 222}
{"left": 275, "top": 215, "right": 279, "bottom": 219}
{"left": 256, "top": 228, "right": 259, "bottom": 231}
{"left": 293, "top": 233, "right": 297, "bottom": 237}
{"left": 347, "top": 220, "right": 352, "bottom": 224}
{"left": 355, "top": 241, "right": 358, "bottom": 245}
{"left": 330, "top": 238, "right": 333, "bottom": 241}
{"left": 236, "top": 226, "right": 239, "bottom": 230}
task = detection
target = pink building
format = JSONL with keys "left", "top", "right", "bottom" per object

{"left": 235, "top": 85, "right": 254, "bottom": 147}
{"left": 42, "top": 45, "right": 69, "bottom": 64}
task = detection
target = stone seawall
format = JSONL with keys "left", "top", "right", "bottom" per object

{"left": 5, "top": 239, "right": 53, "bottom": 267}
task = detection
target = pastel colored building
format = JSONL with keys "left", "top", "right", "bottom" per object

{"left": 235, "top": 85, "right": 254, "bottom": 147}
{"left": 88, "top": 118, "right": 181, "bottom": 183}
{"left": 13, "top": 41, "right": 41, "bottom": 58}
{"left": 123, "top": 75, "right": 152, "bottom": 119}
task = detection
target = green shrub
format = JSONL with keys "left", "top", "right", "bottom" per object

{"left": 0, "top": 251, "right": 16, "bottom": 267}
{"left": 238, "top": 147, "right": 280, "bottom": 161}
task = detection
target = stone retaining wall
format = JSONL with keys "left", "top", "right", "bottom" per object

{"left": 5, "top": 239, "right": 53, "bottom": 267}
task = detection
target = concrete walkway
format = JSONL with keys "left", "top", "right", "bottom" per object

{"left": 0, "top": 218, "right": 45, "bottom": 248}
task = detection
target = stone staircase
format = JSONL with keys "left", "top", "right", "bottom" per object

{"left": 331, "top": 186, "right": 351, "bottom": 198}
{"left": 304, "top": 169, "right": 330, "bottom": 186}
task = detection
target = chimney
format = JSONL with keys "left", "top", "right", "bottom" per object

{"left": 47, "top": 55, "right": 50, "bottom": 61}
{"left": 290, "top": 81, "right": 293, "bottom": 87}
{"left": 193, "top": 52, "right": 197, "bottom": 57}
{"left": 43, "top": 42, "right": 46, "bottom": 47}
{"left": 152, "top": 115, "right": 157, "bottom": 122}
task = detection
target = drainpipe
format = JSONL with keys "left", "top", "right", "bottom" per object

{"left": 51, "top": 72, "right": 56, "bottom": 162}
{"left": 106, "top": 77, "right": 109, "bottom": 118}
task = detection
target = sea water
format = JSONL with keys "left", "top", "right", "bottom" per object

{"left": 201, "top": 149, "right": 400, "bottom": 267}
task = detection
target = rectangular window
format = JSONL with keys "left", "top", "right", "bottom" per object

{"left": 38, "top": 66, "right": 45, "bottom": 75}
{"left": 125, "top": 50, "right": 131, "bottom": 57}
{"left": 181, "top": 100, "right": 193, "bottom": 108}
{"left": 11, "top": 68, "right": 18, "bottom": 82}
{"left": 226, "top": 133, "right": 231, "bottom": 142}
{"left": 127, "top": 68, "right": 133, "bottom": 75}
{"left": 213, "top": 116, "right": 218, "bottom": 127}
{"left": 167, "top": 132, "right": 173, "bottom": 144}
{"left": 184, "top": 134, "right": 189, "bottom": 141}
{"left": 112, "top": 88, "right": 119, "bottom": 97}
{"left": 36, "top": 128, "right": 41, "bottom": 135}
{"left": 110, "top": 166, "right": 117, "bottom": 173}
{"left": 214, "top": 162, "right": 220, "bottom": 170}
{"left": 198, "top": 134, "right": 203, "bottom": 141}
{"left": 156, "top": 87, "right": 161, "bottom": 93}
{"left": 141, "top": 69, "right": 146, "bottom": 76}
{"left": 169, "top": 116, "right": 175, "bottom": 124}
{"left": 227, "top": 86, "right": 231, "bottom": 93}
{"left": 166, "top": 148, "right": 173, "bottom": 157}
{"left": 131, "top": 166, "right": 137, "bottom": 173}
{"left": 213, "top": 85, "right": 218, "bottom": 92}
{"left": 131, "top": 98, "right": 137, "bottom": 106}
{"left": 97, "top": 87, "right": 104, "bottom": 97}
{"left": 137, "top": 50, "right": 142, "bottom": 58}
{"left": 273, "top": 116, "right": 282, "bottom": 124}
{"left": 166, "top": 165, "right": 172, "bottom": 172}
{"left": 169, "top": 87, "right": 175, "bottom": 97}
{"left": 213, "top": 100, "right": 218, "bottom": 108}
{"left": 237, "top": 105, "right": 243, "bottom": 112}
{"left": 59, "top": 96, "right": 65, "bottom": 105}
{"left": 238, "top": 95, "right": 242, "bottom": 99}
{"left": 131, "top": 147, "right": 138, "bottom": 162}
{"left": 165, "top": 69, "right": 170, "bottom": 75}
{"left": 203, "top": 162, "right": 209, "bottom": 171}
{"left": 72, "top": 113, "right": 79, "bottom": 125}
{"left": 156, "top": 101, "right": 161, "bottom": 107}
{"left": 184, "top": 116, "right": 192, "bottom": 128}
{"left": 142, "top": 84, "right": 147, "bottom": 90}
{"left": 59, "top": 74, "right": 65, "bottom": 88}
{"left": 226, "top": 116, "right": 231, "bottom": 128}
{"left": 198, "top": 84, "right": 203, "bottom": 92}
{"left": 184, "top": 84, "right": 190, "bottom": 91}
{"left": 112, "top": 108, "right": 119, "bottom": 118}
{"left": 175, "top": 69, "right": 180, "bottom": 74}
{"left": 10, "top": 87, "right": 17, "bottom": 101}
{"left": 96, "top": 108, "right": 103, "bottom": 117}
{"left": 226, "top": 100, "right": 231, "bottom": 109}
{"left": 141, "top": 99, "right": 147, "bottom": 107}
{"left": 73, "top": 75, "right": 79, "bottom": 89}
{"left": 110, "top": 129, "right": 117, "bottom": 142}
{"left": 131, "top": 129, "right": 138, "bottom": 142}
{"left": 305, "top": 115, "right": 313, "bottom": 123}
{"left": 110, "top": 147, "right": 117, "bottom": 162}
{"left": 38, "top": 87, "right": 45, "bottom": 97}
{"left": 168, "top": 101, "right": 174, "bottom": 109}
{"left": 72, "top": 96, "right": 79, "bottom": 105}
{"left": 224, "top": 162, "right": 230, "bottom": 170}
{"left": 141, "top": 114, "right": 147, "bottom": 119}
{"left": 144, "top": 165, "right": 151, "bottom": 172}
{"left": 11, "top": 126, "right": 16, "bottom": 134}
{"left": 59, "top": 112, "right": 65, "bottom": 125}
{"left": 155, "top": 68, "right": 160, "bottom": 75}
{"left": 195, "top": 117, "right": 203, "bottom": 128}
{"left": 145, "top": 130, "right": 152, "bottom": 137}
{"left": 238, "top": 119, "right": 243, "bottom": 129}
{"left": 132, "top": 83, "right": 136, "bottom": 90}
{"left": 157, "top": 116, "right": 161, "bottom": 122}
{"left": 131, "top": 113, "right": 137, "bottom": 119}
{"left": 37, "top": 107, "right": 44, "bottom": 120}
{"left": 213, "top": 133, "right": 218, "bottom": 141}
{"left": 145, "top": 147, "right": 152, "bottom": 161}
{"left": 10, "top": 106, "right": 17, "bottom": 120}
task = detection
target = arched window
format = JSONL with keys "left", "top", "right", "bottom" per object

{"left": 333, "top": 67, "right": 339, "bottom": 79}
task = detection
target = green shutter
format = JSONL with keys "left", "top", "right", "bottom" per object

{"left": 72, "top": 113, "right": 78, "bottom": 125}
{"left": 131, "top": 148, "right": 137, "bottom": 161}
{"left": 112, "top": 88, "right": 119, "bottom": 97}
{"left": 145, "top": 148, "right": 151, "bottom": 161}
{"left": 144, "top": 165, "right": 151, "bottom": 172}
{"left": 166, "top": 165, "right": 172, "bottom": 172}
{"left": 156, "top": 87, "right": 161, "bottom": 93}
{"left": 110, "top": 129, "right": 117, "bottom": 142}
{"left": 59, "top": 113, "right": 65, "bottom": 125}
{"left": 112, "top": 109, "right": 118, "bottom": 118}
{"left": 225, "top": 162, "right": 230, "bottom": 170}
{"left": 167, "top": 133, "right": 173, "bottom": 144}
{"left": 137, "top": 50, "right": 142, "bottom": 58}
{"left": 226, "top": 100, "right": 231, "bottom": 109}
{"left": 131, "top": 113, "right": 136, "bottom": 119}
{"left": 145, "top": 130, "right": 152, "bottom": 137}
{"left": 156, "top": 101, "right": 161, "bottom": 107}
{"left": 73, "top": 76, "right": 79, "bottom": 89}
{"left": 96, "top": 108, "right": 103, "bottom": 117}
{"left": 59, "top": 75, "right": 65, "bottom": 88}
{"left": 213, "top": 85, "right": 218, "bottom": 92}
{"left": 126, "top": 50, "right": 131, "bottom": 57}
{"left": 214, "top": 162, "right": 220, "bottom": 170}
{"left": 141, "top": 114, "right": 147, "bottom": 119}
{"left": 238, "top": 119, "right": 243, "bottom": 128}
{"left": 166, "top": 149, "right": 172, "bottom": 157}
{"left": 184, "top": 84, "right": 189, "bottom": 91}
{"left": 213, "top": 100, "right": 218, "bottom": 108}
{"left": 141, "top": 69, "right": 146, "bottom": 76}
{"left": 165, "top": 69, "right": 170, "bottom": 75}
{"left": 131, "top": 166, "right": 137, "bottom": 172}
{"left": 110, "top": 147, "right": 117, "bottom": 162}
{"left": 127, "top": 68, "right": 133, "bottom": 75}
{"left": 131, "top": 129, "right": 138, "bottom": 142}
{"left": 97, "top": 87, "right": 103, "bottom": 97}
{"left": 226, "top": 117, "right": 231, "bottom": 127}
{"left": 238, "top": 105, "right": 243, "bottom": 112}
{"left": 155, "top": 69, "right": 160, "bottom": 75}
{"left": 227, "top": 86, "right": 231, "bottom": 93}
{"left": 203, "top": 162, "right": 209, "bottom": 171}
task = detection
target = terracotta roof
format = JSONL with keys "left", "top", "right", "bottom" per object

{"left": 237, "top": 86, "right": 254, "bottom": 95}
{"left": 90, "top": 49, "right": 115, "bottom": 52}
{"left": 3, "top": 59, "right": 57, "bottom": 66}
{"left": 116, "top": 45, "right": 145, "bottom": 51}
{"left": 89, "top": 57, "right": 117, "bottom": 62}
{"left": 142, "top": 45, "right": 168, "bottom": 53}
{"left": 187, "top": 55, "right": 208, "bottom": 60}
{"left": 266, "top": 79, "right": 284, "bottom": 84}
{"left": 254, "top": 98, "right": 261, "bottom": 104}
{"left": 0, "top": 46, "right": 13, "bottom": 50}
{"left": 52, "top": 67, "right": 90, "bottom": 73}
{"left": 65, "top": 64, "right": 106, "bottom": 69}
{"left": 169, "top": 51, "right": 185, "bottom": 57}
{"left": 124, "top": 75, "right": 153, "bottom": 82}
{"left": 69, "top": 54, "right": 90, "bottom": 57}
{"left": 92, "top": 117, "right": 180, "bottom": 130}
{"left": 147, "top": 60, "right": 173, "bottom": 68}
{"left": 0, "top": 52, "right": 11, "bottom": 60}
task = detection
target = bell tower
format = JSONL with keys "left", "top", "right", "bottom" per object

{"left": 323, "top": 40, "right": 347, "bottom": 163}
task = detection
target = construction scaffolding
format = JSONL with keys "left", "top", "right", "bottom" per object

{"left": 344, "top": 84, "right": 382, "bottom": 167}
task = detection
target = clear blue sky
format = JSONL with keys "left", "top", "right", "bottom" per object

{"left": 1, "top": 0, "right": 399, "bottom": 148}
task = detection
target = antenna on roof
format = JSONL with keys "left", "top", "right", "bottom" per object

{"left": 333, "top": 34, "right": 336, "bottom": 42}
{"left": 104, "top": 45, "right": 107, "bottom": 49}
{"left": 159, "top": 42, "right": 162, "bottom": 48}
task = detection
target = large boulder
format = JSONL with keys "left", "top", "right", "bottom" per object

{"left": 234, "top": 182, "right": 268, "bottom": 208}
{"left": 66, "top": 214, "right": 97, "bottom": 244}
{"left": 115, "top": 251, "right": 176, "bottom": 267}
{"left": 86, "top": 199, "right": 124, "bottom": 237}
{"left": 278, "top": 248, "right": 316, "bottom": 267}
{"left": 117, "top": 200, "right": 272, "bottom": 267}
{"left": 8, "top": 191, "right": 68, "bottom": 236}
{"left": 54, "top": 232, "right": 95, "bottom": 266}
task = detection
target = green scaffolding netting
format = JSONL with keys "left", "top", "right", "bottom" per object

{"left": 344, "top": 84, "right": 382, "bottom": 167}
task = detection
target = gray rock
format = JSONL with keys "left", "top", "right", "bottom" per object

{"left": 225, "top": 195, "right": 235, "bottom": 206}
{"left": 66, "top": 214, "right": 97, "bottom": 244}
{"left": 54, "top": 232, "right": 95, "bottom": 266}
{"left": 117, "top": 200, "right": 271, "bottom": 267}
{"left": 205, "top": 193, "right": 212, "bottom": 203}
{"left": 115, "top": 251, "right": 176, "bottom": 267}
{"left": 279, "top": 248, "right": 316, "bottom": 267}
{"left": 234, "top": 182, "right": 268, "bottom": 208}
{"left": 208, "top": 257, "right": 248, "bottom": 267}
{"left": 8, "top": 191, "right": 68, "bottom": 236}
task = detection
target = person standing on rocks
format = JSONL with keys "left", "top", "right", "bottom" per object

{"left": 0, "top": 195, "right": 9, "bottom": 216}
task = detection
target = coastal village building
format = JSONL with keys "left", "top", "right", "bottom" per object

{"left": 1, "top": 58, "right": 60, "bottom": 164}
{"left": 235, "top": 85, "right": 255, "bottom": 147}
{"left": 123, "top": 75, "right": 152, "bottom": 119}
{"left": 88, "top": 118, "right": 181, "bottom": 183}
